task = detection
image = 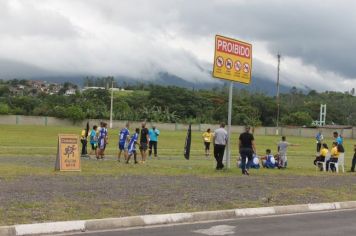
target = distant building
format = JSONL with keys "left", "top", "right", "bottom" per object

{"left": 65, "top": 89, "right": 76, "bottom": 96}
{"left": 82, "top": 86, "right": 106, "bottom": 91}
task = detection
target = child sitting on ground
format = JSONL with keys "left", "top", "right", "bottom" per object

{"left": 250, "top": 153, "right": 260, "bottom": 169}
{"left": 237, "top": 153, "right": 260, "bottom": 169}
{"left": 261, "top": 149, "right": 276, "bottom": 168}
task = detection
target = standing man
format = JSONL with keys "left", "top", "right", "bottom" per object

{"left": 315, "top": 131, "right": 324, "bottom": 153}
{"left": 239, "top": 125, "right": 256, "bottom": 175}
{"left": 118, "top": 122, "right": 130, "bottom": 162}
{"left": 350, "top": 144, "right": 356, "bottom": 172}
{"left": 213, "top": 123, "right": 228, "bottom": 170}
{"left": 148, "top": 125, "right": 160, "bottom": 159}
{"left": 333, "top": 131, "right": 343, "bottom": 145}
{"left": 277, "top": 136, "right": 299, "bottom": 168}
{"left": 333, "top": 131, "right": 345, "bottom": 153}
{"left": 139, "top": 122, "right": 149, "bottom": 163}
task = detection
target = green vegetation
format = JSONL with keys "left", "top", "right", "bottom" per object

{"left": 1, "top": 79, "right": 356, "bottom": 125}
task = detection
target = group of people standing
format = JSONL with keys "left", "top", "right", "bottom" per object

{"left": 81, "top": 122, "right": 109, "bottom": 159}
{"left": 117, "top": 122, "right": 160, "bottom": 164}
{"left": 204, "top": 124, "right": 304, "bottom": 175}
{"left": 202, "top": 124, "right": 256, "bottom": 175}
{"left": 81, "top": 121, "right": 160, "bottom": 164}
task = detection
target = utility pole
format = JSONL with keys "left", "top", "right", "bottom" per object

{"left": 109, "top": 80, "right": 114, "bottom": 129}
{"left": 276, "top": 53, "right": 281, "bottom": 135}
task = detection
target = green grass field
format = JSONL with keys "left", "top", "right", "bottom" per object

{"left": 1, "top": 124, "right": 356, "bottom": 226}
{"left": 0, "top": 124, "right": 355, "bottom": 177}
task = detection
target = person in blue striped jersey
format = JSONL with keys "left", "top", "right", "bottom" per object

{"left": 126, "top": 128, "right": 140, "bottom": 164}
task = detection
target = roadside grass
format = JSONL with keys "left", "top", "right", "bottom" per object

{"left": 1, "top": 124, "right": 356, "bottom": 226}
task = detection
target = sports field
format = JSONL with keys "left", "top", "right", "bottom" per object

{"left": 0, "top": 124, "right": 356, "bottom": 226}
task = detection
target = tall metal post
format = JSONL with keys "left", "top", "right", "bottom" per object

{"left": 109, "top": 80, "right": 114, "bottom": 129}
{"left": 320, "top": 104, "right": 326, "bottom": 126}
{"left": 226, "top": 81, "right": 233, "bottom": 168}
{"left": 276, "top": 53, "right": 281, "bottom": 135}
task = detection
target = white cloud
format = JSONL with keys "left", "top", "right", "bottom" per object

{"left": 0, "top": 0, "right": 355, "bottom": 91}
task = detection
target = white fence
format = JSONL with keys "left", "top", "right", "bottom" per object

{"left": 0, "top": 115, "right": 355, "bottom": 138}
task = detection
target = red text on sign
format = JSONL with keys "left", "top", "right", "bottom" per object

{"left": 217, "top": 38, "right": 251, "bottom": 59}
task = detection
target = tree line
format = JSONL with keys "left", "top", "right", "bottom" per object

{"left": 0, "top": 80, "right": 355, "bottom": 126}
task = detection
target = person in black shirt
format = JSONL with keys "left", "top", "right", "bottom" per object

{"left": 139, "top": 122, "right": 149, "bottom": 163}
{"left": 350, "top": 144, "right": 356, "bottom": 172}
{"left": 239, "top": 125, "right": 257, "bottom": 175}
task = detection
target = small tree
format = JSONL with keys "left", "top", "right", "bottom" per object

{"left": 281, "top": 111, "right": 313, "bottom": 126}
{"left": 0, "top": 103, "right": 10, "bottom": 114}
{"left": 66, "top": 106, "right": 85, "bottom": 123}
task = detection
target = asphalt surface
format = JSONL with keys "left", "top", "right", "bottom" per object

{"left": 60, "top": 209, "right": 356, "bottom": 236}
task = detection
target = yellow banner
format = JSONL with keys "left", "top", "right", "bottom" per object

{"left": 55, "top": 134, "right": 81, "bottom": 171}
{"left": 213, "top": 35, "right": 252, "bottom": 84}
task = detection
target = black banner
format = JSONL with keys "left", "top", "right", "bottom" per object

{"left": 184, "top": 124, "right": 191, "bottom": 160}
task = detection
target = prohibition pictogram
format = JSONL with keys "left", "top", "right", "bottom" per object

{"left": 216, "top": 56, "right": 224, "bottom": 67}
{"left": 225, "top": 58, "right": 233, "bottom": 70}
{"left": 234, "top": 60, "right": 241, "bottom": 71}
{"left": 243, "top": 63, "right": 250, "bottom": 73}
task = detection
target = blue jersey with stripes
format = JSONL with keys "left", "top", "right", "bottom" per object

{"left": 119, "top": 128, "right": 130, "bottom": 144}
{"left": 99, "top": 127, "right": 107, "bottom": 139}
{"left": 128, "top": 133, "right": 139, "bottom": 153}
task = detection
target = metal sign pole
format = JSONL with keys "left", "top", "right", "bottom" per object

{"left": 226, "top": 81, "right": 233, "bottom": 168}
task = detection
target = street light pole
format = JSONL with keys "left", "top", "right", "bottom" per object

{"left": 276, "top": 53, "right": 281, "bottom": 135}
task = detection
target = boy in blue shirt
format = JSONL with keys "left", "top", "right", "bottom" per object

{"left": 118, "top": 123, "right": 130, "bottom": 162}
{"left": 148, "top": 126, "right": 160, "bottom": 158}
{"left": 262, "top": 149, "right": 276, "bottom": 168}
{"left": 89, "top": 125, "right": 98, "bottom": 158}
{"left": 98, "top": 122, "right": 108, "bottom": 160}
{"left": 126, "top": 128, "right": 140, "bottom": 164}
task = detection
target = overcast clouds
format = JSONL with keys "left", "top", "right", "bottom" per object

{"left": 0, "top": 0, "right": 356, "bottom": 91}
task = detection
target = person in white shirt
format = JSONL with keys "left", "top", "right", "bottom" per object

{"left": 213, "top": 123, "right": 228, "bottom": 170}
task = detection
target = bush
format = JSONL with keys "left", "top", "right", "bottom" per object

{"left": 66, "top": 106, "right": 85, "bottom": 123}
{"left": 0, "top": 103, "right": 10, "bottom": 114}
{"left": 281, "top": 111, "right": 313, "bottom": 126}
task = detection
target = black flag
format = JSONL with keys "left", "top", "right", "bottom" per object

{"left": 85, "top": 121, "right": 90, "bottom": 137}
{"left": 184, "top": 124, "right": 192, "bottom": 160}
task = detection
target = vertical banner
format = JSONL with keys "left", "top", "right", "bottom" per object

{"left": 55, "top": 134, "right": 81, "bottom": 171}
{"left": 184, "top": 124, "right": 192, "bottom": 160}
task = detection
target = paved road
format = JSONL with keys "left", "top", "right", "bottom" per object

{"left": 61, "top": 209, "right": 356, "bottom": 236}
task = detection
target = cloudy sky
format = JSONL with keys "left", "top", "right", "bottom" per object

{"left": 1, "top": 0, "right": 356, "bottom": 91}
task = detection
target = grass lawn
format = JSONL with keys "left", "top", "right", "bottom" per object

{"left": 0, "top": 124, "right": 356, "bottom": 226}
{"left": 1, "top": 124, "right": 355, "bottom": 176}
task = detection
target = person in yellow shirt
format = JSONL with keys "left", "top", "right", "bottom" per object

{"left": 80, "top": 128, "right": 88, "bottom": 157}
{"left": 202, "top": 128, "right": 213, "bottom": 158}
{"left": 313, "top": 143, "right": 328, "bottom": 171}
{"left": 326, "top": 142, "right": 339, "bottom": 172}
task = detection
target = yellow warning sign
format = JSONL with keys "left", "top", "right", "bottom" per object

{"left": 55, "top": 134, "right": 81, "bottom": 171}
{"left": 213, "top": 35, "right": 252, "bottom": 84}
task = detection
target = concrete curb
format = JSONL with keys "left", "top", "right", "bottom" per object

{"left": 3, "top": 201, "right": 356, "bottom": 235}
